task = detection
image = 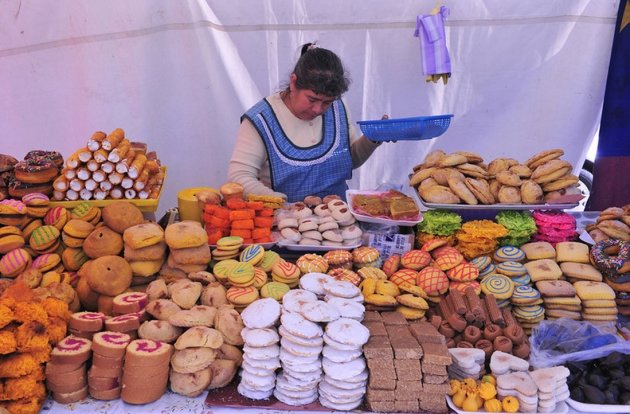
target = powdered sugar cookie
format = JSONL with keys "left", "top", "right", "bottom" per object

{"left": 276, "top": 373, "right": 316, "bottom": 392}
{"left": 302, "top": 230, "right": 323, "bottom": 241}
{"left": 279, "top": 326, "right": 323, "bottom": 347}
{"left": 325, "top": 297, "right": 365, "bottom": 321}
{"left": 280, "top": 337, "right": 323, "bottom": 358}
{"left": 282, "top": 289, "right": 318, "bottom": 312}
{"left": 325, "top": 374, "right": 367, "bottom": 390}
{"left": 299, "top": 300, "right": 341, "bottom": 323}
{"left": 298, "top": 237, "right": 320, "bottom": 246}
{"left": 237, "top": 381, "right": 273, "bottom": 400}
{"left": 240, "top": 369, "right": 276, "bottom": 390}
{"left": 323, "top": 333, "right": 361, "bottom": 351}
{"left": 280, "top": 369, "right": 322, "bottom": 386}
{"left": 280, "top": 348, "right": 321, "bottom": 366}
{"left": 241, "top": 298, "right": 281, "bottom": 329}
{"left": 322, "top": 345, "right": 362, "bottom": 363}
{"left": 280, "top": 227, "right": 301, "bottom": 243}
{"left": 319, "top": 379, "right": 365, "bottom": 401}
{"left": 298, "top": 218, "right": 319, "bottom": 233}
{"left": 240, "top": 327, "right": 279, "bottom": 347}
{"left": 242, "top": 344, "right": 280, "bottom": 360}
{"left": 280, "top": 312, "right": 323, "bottom": 339}
{"left": 324, "top": 293, "right": 364, "bottom": 303}
{"left": 278, "top": 217, "right": 298, "bottom": 230}
{"left": 319, "top": 394, "right": 363, "bottom": 411}
{"left": 313, "top": 204, "right": 332, "bottom": 217}
{"left": 274, "top": 388, "right": 318, "bottom": 406}
{"left": 322, "top": 229, "right": 343, "bottom": 243}
{"left": 241, "top": 360, "right": 276, "bottom": 377}
{"left": 325, "top": 317, "right": 369, "bottom": 347}
{"left": 298, "top": 273, "right": 335, "bottom": 296}
{"left": 323, "top": 280, "right": 361, "bottom": 299}
{"left": 242, "top": 354, "right": 280, "bottom": 371}
{"left": 322, "top": 356, "right": 366, "bottom": 380}
{"left": 340, "top": 224, "right": 362, "bottom": 240}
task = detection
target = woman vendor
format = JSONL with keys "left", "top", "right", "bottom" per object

{"left": 228, "top": 43, "right": 388, "bottom": 203}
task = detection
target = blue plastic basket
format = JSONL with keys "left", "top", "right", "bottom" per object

{"left": 357, "top": 114, "right": 453, "bottom": 141}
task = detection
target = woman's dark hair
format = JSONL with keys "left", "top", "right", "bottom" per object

{"left": 289, "top": 43, "right": 350, "bottom": 98}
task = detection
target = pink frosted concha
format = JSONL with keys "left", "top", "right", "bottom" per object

{"left": 0, "top": 199, "right": 27, "bottom": 214}
{"left": 21, "top": 192, "right": 50, "bottom": 205}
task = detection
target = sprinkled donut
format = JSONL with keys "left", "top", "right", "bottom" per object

{"left": 591, "top": 239, "right": 630, "bottom": 275}
{"left": 14, "top": 158, "right": 58, "bottom": 184}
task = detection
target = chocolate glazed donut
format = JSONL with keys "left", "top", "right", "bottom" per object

{"left": 13, "top": 159, "right": 58, "bottom": 184}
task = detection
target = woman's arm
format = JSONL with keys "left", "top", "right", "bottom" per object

{"left": 227, "top": 119, "right": 288, "bottom": 199}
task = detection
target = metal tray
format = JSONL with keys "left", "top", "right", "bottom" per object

{"left": 276, "top": 240, "right": 361, "bottom": 252}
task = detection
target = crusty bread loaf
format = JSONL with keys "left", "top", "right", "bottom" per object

{"left": 92, "top": 331, "right": 131, "bottom": 358}
{"left": 112, "top": 292, "right": 148, "bottom": 315}
{"left": 52, "top": 385, "right": 89, "bottom": 404}
{"left": 124, "top": 339, "right": 173, "bottom": 367}
{"left": 68, "top": 311, "right": 106, "bottom": 332}
{"left": 50, "top": 336, "right": 92, "bottom": 365}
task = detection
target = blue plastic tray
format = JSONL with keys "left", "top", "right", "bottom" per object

{"left": 357, "top": 114, "right": 453, "bottom": 141}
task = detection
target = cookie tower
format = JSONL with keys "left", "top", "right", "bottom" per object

{"left": 88, "top": 331, "right": 131, "bottom": 400}
{"left": 121, "top": 339, "right": 172, "bottom": 404}
{"left": 47, "top": 335, "right": 93, "bottom": 403}
{"left": 237, "top": 298, "right": 281, "bottom": 400}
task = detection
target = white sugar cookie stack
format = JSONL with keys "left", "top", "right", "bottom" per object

{"left": 297, "top": 273, "right": 369, "bottom": 410}
{"left": 275, "top": 290, "right": 324, "bottom": 405}
{"left": 238, "top": 298, "right": 282, "bottom": 400}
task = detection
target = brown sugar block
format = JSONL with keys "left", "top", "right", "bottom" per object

{"left": 420, "top": 392, "right": 448, "bottom": 413}
{"left": 421, "top": 342, "right": 452, "bottom": 366}
{"left": 367, "top": 359, "right": 396, "bottom": 380}
{"left": 394, "top": 359, "right": 422, "bottom": 381}
{"left": 368, "top": 376, "right": 396, "bottom": 390}
{"left": 363, "top": 335, "right": 393, "bottom": 360}
{"left": 423, "top": 382, "right": 451, "bottom": 394}
{"left": 395, "top": 380, "right": 423, "bottom": 401}
{"left": 385, "top": 325, "right": 414, "bottom": 340}
{"left": 367, "top": 388, "right": 395, "bottom": 402}
{"left": 364, "top": 311, "right": 382, "bottom": 322}
{"left": 424, "top": 373, "right": 449, "bottom": 384}
{"left": 395, "top": 399, "right": 420, "bottom": 413}
{"left": 422, "top": 362, "right": 448, "bottom": 376}
{"left": 408, "top": 320, "right": 446, "bottom": 344}
{"left": 366, "top": 400, "right": 395, "bottom": 412}
{"left": 388, "top": 331, "right": 422, "bottom": 360}
{"left": 381, "top": 311, "right": 408, "bottom": 325}
{"left": 364, "top": 320, "right": 388, "bottom": 337}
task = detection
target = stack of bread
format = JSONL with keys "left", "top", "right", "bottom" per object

{"left": 409, "top": 148, "right": 580, "bottom": 205}
{"left": 586, "top": 205, "right": 630, "bottom": 243}
{"left": 47, "top": 335, "right": 93, "bottom": 404}
{"left": 121, "top": 339, "right": 172, "bottom": 404}
{"left": 163, "top": 220, "right": 211, "bottom": 278}
{"left": 88, "top": 331, "right": 131, "bottom": 400}
{"left": 52, "top": 129, "right": 163, "bottom": 201}
{"left": 124, "top": 222, "right": 167, "bottom": 279}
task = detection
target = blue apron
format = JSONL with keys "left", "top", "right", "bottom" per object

{"left": 243, "top": 98, "right": 353, "bottom": 203}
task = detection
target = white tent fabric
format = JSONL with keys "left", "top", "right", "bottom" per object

{"left": 0, "top": 0, "right": 618, "bottom": 217}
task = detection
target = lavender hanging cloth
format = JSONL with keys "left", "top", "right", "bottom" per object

{"left": 414, "top": 6, "right": 451, "bottom": 84}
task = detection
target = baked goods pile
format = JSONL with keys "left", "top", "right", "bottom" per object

{"left": 277, "top": 195, "right": 363, "bottom": 247}
{"left": 585, "top": 205, "right": 630, "bottom": 243}
{"left": 237, "top": 274, "right": 369, "bottom": 410}
{"left": 0, "top": 282, "right": 70, "bottom": 413}
{"left": 52, "top": 129, "right": 164, "bottom": 201}
{"left": 201, "top": 183, "right": 277, "bottom": 245}
{"left": 448, "top": 351, "right": 571, "bottom": 413}
{"left": 349, "top": 189, "right": 420, "bottom": 220}
{"left": 363, "top": 312, "right": 452, "bottom": 413}
{"left": 0, "top": 154, "right": 19, "bottom": 201}
{"left": 410, "top": 148, "right": 582, "bottom": 205}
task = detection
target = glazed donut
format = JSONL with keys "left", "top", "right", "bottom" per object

{"left": 591, "top": 239, "right": 630, "bottom": 275}
{"left": 25, "top": 150, "right": 64, "bottom": 169}
{"left": 14, "top": 159, "right": 58, "bottom": 184}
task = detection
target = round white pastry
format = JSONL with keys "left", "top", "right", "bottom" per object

{"left": 299, "top": 272, "right": 335, "bottom": 296}
{"left": 322, "top": 356, "right": 366, "bottom": 380}
{"left": 322, "top": 280, "right": 361, "bottom": 299}
{"left": 274, "top": 388, "right": 318, "bottom": 406}
{"left": 242, "top": 354, "right": 281, "bottom": 370}
{"left": 325, "top": 317, "right": 370, "bottom": 347}
{"left": 298, "top": 220, "right": 319, "bottom": 232}
{"left": 282, "top": 289, "right": 317, "bottom": 313}
{"left": 341, "top": 224, "right": 362, "bottom": 240}
{"left": 241, "top": 298, "right": 281, "bottom": 329}
{"left": 313, "top": 204, "right": 332, "bottom": 217}
{"left": 322, "top": 229, "right": 343, "bottom": 242}
{"left": 318, "top": 221, "right": 339, "bottom": 232}
{"left": 280, "top": 337, "right": 323, "bottom": 358}
{"left": 298, "top": 237, "right": 320, "bottom": 246}
{"left": 327, "top": 200, "right": 348, "bottom": 212}
{"left": 278, "top": 218, "right": 299, "bottom": 230}
{"left": 242, "top": 344, "right": 280, "bottom": 360}
{"left": 322, "top": 345, "right": 362, "bottom": 363}
{"left": 301, "top": 230, "right": 323, "bottom": 241}
{"left": 237, "top": 381, "right": 273, "bottom": 400}
{"left": 279, "top": 325, "right": 324, "bottom": 347}
{"left": 280, "top": 312, "right": 323, "bottom": 339}
{"left": 280, "top": 227, "right": 301, "bottom": 242}
{"left": 241, "top": 327, "right": 279, "bottom": 347}
{"left": 299, "top": 300, "right": 341, "bottom": 323}
{"left": 325, "top": 297, "right": 365, "bottom": 321}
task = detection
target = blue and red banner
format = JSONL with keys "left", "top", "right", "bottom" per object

{"left": 588, "top": 0, "right": 630, "bottom": 210}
